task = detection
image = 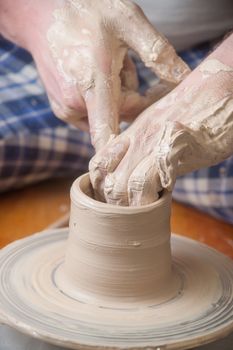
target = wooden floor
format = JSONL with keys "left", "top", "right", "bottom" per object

{"left": 0, "top": 177, "right": 233, "bottom": 258}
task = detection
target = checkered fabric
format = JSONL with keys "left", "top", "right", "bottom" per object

{"left": 0, "top": 36, "right": 94, "bottom": 192}
{"left": 0, "top": 36, "right": 232, "bottom": 224}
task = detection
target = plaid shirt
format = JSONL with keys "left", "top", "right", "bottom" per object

{"left": 0, "top": 36, "right": 232, "bottom": 224}
{"left": 0, "top": 36, "right": 94, "bottom": 191}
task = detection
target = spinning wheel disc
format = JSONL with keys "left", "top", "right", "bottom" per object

{"left": 0, "top": 228, "right": 232, "bottom": 350}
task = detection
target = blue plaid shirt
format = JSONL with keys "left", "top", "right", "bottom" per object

{"left": 0, "top": 36, "right": 232, "bottom": 224}
{"left": 0, "top": 36, "right": 94, "bottom": 191}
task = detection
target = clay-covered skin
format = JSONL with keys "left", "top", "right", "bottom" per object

{"left": 0, "top": 0, "right": 189, "bottom": 149}
{"left": 90, "top": 34, "right": 233, "bottom": 205}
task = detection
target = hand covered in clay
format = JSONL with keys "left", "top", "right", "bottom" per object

{"left": 0, "top": 0, "right": 189, "bottom": 149}
{"left": 90, "top": 34, "right": 233, "bottom": 205}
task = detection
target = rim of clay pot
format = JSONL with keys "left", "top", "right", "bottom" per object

{"left": 71, "top": 173, "right": 171, "bottom": 214}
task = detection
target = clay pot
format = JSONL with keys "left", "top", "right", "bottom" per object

{"left": 61, "top": 173, "right": 172, "bottom": 305}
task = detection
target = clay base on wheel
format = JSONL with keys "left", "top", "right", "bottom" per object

{"left": 0, "top": 228, "right": 232, "bottom": 350}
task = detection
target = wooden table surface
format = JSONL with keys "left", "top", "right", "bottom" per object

{"left": 0, "top": 177, "right": 233, "bottom": 258}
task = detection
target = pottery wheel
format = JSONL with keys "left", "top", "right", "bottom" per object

{"left": 0, "top": 228, "right": 232, "bottom": 350}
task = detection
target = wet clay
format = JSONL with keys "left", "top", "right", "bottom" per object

{"left": 57, "top": 174, "right": 179, "bottom": 306}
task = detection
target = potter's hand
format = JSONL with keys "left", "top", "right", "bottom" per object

{"left": 0, "top": 0, "right": 189, "bottom": 149}
{"left": 90, "top": 34, "right": 233, "bottom": 205}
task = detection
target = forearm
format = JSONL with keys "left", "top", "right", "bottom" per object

{"left": 179, "top": 34, "right": 233, "bottom": 165}
{"left": 0, "top": 0, "right": 56, "bottom": 49}
{"left": 156, "top": 34, "right": 233, "bottom": 189}
{"left": 174, "top": 33, "right": 233, "bottom": 93}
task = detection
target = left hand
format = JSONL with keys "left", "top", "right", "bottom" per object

{"left": 90, "top": 34, "right": 233, "bottom": 205}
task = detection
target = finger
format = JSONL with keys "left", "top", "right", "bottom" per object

{"left": 89, "top": 135, "right": 130, "bottom": 201}
{"left": 89, "top": 135, "right": 130, "bottom": 184}
{"left": 103, "top": 142, "right": 141, "bottom": 206}
{"left": 115, "top": 3, "right": 190, "bottom": 84}
{"left": 84, "top": 44, "right": 127, "bottom": 150}
{"left": 49, "top": 97, "right": 87, "bottom": 129}
{"left": 128, "top": 154, "right": 162, "bottom": 206}
{"left": 104, "top": 172, "right": 129, "bottom": 206}
{"left": 120, "top": 54, "right": 139, "bottom": 91}
{"left": 120, "top": 83, "right": 171, "bottom": 122}
{"left": 36, "top": 45, "right": 89, "bottom": 128}
{"left": 85, "top": 83, "right": 119, "bottom": 150}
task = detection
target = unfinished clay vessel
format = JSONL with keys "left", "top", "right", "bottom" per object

{"left": 59, "top": 174, "right": 173, "bottom": 305}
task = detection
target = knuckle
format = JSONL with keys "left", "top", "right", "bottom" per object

{"left": 89, "top": 156, "right": 99, "bottom": 173}
{"left": 65, "top": 97, "right": 86, "bottom": 116}
{"left": 91, "top": 157, "right": 109, "bottom": 172}
{"left": 52, "top": 103, "right": 85, "bottom": 126}
{"left": 89, "top": 154, "right": 113, "bottom": 187}
{"left": 130, "top": 2, "right": 144, "bottom": 15}
{"left": 104, "top": 173, "right": 128, "bottom": 204}
{"left": 122, "top": 0, "right": 143, "bottom": 14}
{"left": 49, "top": 99, "right": 66, "bottom": 121}
{"left": 128, "top": 175, "right": 145, "bottom": 192}
{"left": 62, "top": 93, "right": 86, "bottom": 113}
{"left": 114, "top": 0, "right": 144, "bottom": 20}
